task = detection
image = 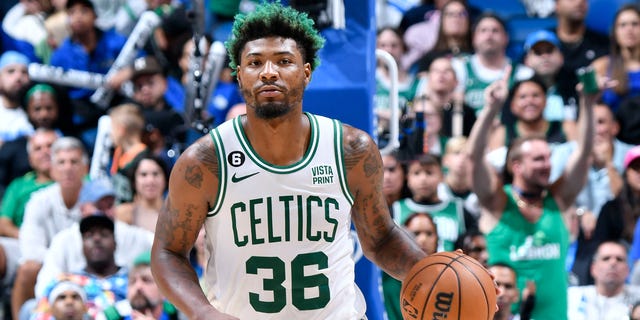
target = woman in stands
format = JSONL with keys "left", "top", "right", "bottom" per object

{"left": 413, "top": 0, "right": 473, "bottom": 73}
{"left": 592, "top": 4, "right": 640, "bottom": 112}
{"left": 608, "top": 146, "right": 640, "bottom": 266}
{"left": 115, "top": 154, "right": 168, "bottom": 232}
{"left": 488, "top": 77, "right": 568, "bottom": 151}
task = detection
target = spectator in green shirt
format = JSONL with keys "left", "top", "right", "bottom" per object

{"left": 0, "top": 128, "right": 58, "bottom": 238}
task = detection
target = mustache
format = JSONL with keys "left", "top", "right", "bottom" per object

{"left": 255, "top": 82, "right": 286, "bottom": 92}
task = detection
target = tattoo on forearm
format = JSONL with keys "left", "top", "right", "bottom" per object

{"left": 185, "top": 165, "right": 203, "bottom": 189}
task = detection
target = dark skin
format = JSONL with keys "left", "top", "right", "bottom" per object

{"left": 82, "top": 227, "right": 118, "bottom": 277}
{"left": 151, "top": 36, "right": 426, "bottom": 319}
{"left": 67, "top": 4, "right": 97, "bottom": 53}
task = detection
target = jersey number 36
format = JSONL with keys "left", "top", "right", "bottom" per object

{"left": 246, "top": 251, "right": 330, "bottom": 312}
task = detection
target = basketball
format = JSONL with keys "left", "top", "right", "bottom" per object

{"left": 400, "top": 251, "right": 497, "bottom": 320}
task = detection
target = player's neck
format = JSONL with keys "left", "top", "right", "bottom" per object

{"left": 243, "top": 112, "right": 311, "bottom": 166}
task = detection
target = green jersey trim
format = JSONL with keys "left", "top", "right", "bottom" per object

{"left": 232, "top": 113, "right": 320, "bottom": 174}
{"left": 208, "top": 129, "right": 227, "bottom": 216}
{"left": 332, "top": 120, "right": 354, "bottom": 205}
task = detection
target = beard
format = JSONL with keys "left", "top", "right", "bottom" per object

{"left": 33, "top": 117, "right": 56, "bottom": 129}
{"left": 253, "top": 101, "right": 292, "bottom": 119}
{"left": 0, "top": 85, "right": 27, "bottom": 105}
{"left": 129, "top": 292, "right": 156, "bottom": 312}
{"left": 243, "top": 82, "right": 304, "bottom": 119}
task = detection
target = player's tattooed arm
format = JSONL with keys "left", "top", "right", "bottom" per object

{"left": 154, "top": 136, "right": 219, "bottom": 252}
{"left": 343, "top": 125, "right": 426, "bottom": 280}
{"left": 194, "top": 137, "right": 220, "bottom": 178}
{"left": 151, "top": 136, "right": 222, "bottom": 318}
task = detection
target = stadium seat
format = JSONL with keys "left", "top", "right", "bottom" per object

{"left": 468, "top": 0, "right": 527, "bottom": 20}
{"left": 0, "top": 27, "right": 39, "bottom": 63}
{"left": 586, "top": 0, "right": 634, "bottom": 36}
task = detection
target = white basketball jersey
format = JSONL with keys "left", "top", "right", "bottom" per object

{"left": 204, "top": 113, "right": 365, "bottom": 319}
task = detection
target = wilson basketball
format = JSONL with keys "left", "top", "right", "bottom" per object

{"left": 400, "top": 251, "right": 497, "bottom": 320}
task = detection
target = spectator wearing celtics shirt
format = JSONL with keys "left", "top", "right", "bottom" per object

{"left": 466, "top": 63, "right": 609, "bottom": 319}
{"left": 451, "top": 12, "right": 533, "bottom": 113}
{"left": 392, "top": 153, "right": 478, "bottom": 251}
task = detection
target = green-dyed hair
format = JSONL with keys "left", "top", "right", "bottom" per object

{"left": 225, "top": 1, "right": 325, "bottom": 74}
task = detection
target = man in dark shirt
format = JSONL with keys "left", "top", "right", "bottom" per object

{"left": 552, "top": 0, "right": 609, "bottom": 103}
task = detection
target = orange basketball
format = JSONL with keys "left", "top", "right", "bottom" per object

{"left": 400, "top": 251, "right": 497, "bottom": 320}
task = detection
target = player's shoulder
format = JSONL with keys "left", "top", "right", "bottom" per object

{"left": 341, "top": 123, "right": 375, "bottom": 150}
{"left": 174, "top": 134, "right": 219, "bottom": 177}
{"left": 340, "top": 123, "right": 380, "bottom": 170}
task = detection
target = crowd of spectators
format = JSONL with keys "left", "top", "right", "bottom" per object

{"left": 377, "top": 0, "right": 640, "bottom": 319}
{"left": 1, "top": 0, "right": 640, "bottom": 319}
{"left": 0, "top": 0, "right": 245, "bottom": 319}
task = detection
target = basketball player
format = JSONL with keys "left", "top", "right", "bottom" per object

{"left": 150, "top": 3, "right": 427, "bottom": 319}
{"left": 467, "top": 66, "right": 613, "bottom": 318}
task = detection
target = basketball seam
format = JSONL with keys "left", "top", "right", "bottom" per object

{"left": 401, "top": 252, "right": 494, "bottom": 320}
{"left": 421, "top": 261, "right": 452, "bottom": 320}
{"left": 453, "top": 255, "right": 492, "bottom": 320}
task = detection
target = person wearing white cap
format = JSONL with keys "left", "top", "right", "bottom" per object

{"left": 0, "top": 50, "right": 33, "bottom": 147}
{"left": 47, "top": 280, "right": 88, "bottom": 320}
